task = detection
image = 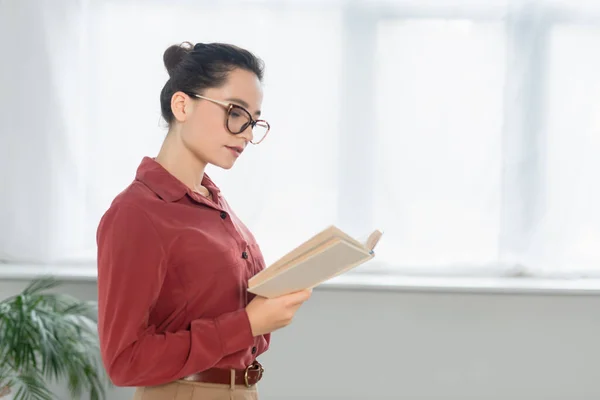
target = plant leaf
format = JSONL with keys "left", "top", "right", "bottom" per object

{"left": 0, "top": 277, "right": 111, "bottom": 400}
{"left": 11, "top": 369, "right": 54, "bottom": 400}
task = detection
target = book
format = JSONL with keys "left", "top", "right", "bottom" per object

{"left": 247, "top": 226, "right": 383, "bottom": 298}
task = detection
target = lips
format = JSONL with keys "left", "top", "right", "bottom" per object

{"left": 226, "top": 146, "right": 244, "bottom": 156}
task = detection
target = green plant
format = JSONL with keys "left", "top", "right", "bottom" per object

{"left": 0, "top": 277, "right": 110, "bottom": 400}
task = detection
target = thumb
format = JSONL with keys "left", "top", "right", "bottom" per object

{"left": 290, "top": 288, "right": 312, "bottom": 303}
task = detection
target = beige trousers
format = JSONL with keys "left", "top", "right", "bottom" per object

{"left": 132, "top": 380, "right": 259, "bottom": 400}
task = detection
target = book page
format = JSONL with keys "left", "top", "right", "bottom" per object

{"left": 248, "top": 240, "right": 373, "bottom": 298}
{"left": 262, "top": 225, "right": 369, "bottom": 275}
{"left": 248, "top": 225, "right": 383, "bottom": 295}
{"left": 249, "top": 237, "right": 340, "bottom": 287}
{"left": 261, "top": 226, "right": 341, "bottom": 274}
{"left": 365, "top": 230, "right": 383, "bottom": 251}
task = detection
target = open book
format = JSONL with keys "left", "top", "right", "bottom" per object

{"left": 247, "top": 226, "right": 383, "bottom": 298}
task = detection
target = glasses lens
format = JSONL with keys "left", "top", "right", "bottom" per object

{"left": 251, "top": 121, "right": 269, "bottom": 144}
{"left": 227, "top": 106, "right": 251, "bottom": 133}
{"left": 227, "top": 106, "right": 270, "bottom": 144}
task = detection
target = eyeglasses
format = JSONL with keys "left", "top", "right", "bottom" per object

{"left": 184, "top": 92, "right": 270, "bottom": 145}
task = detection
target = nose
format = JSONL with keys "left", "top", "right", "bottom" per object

{"left": 238, "top": 123, "right": 254, "bottom": 143}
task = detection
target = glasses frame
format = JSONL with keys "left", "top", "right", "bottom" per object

{"left": 184, "top": 91, "right": 270, "bottom": 145}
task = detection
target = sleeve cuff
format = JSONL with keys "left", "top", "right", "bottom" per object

{"left": 214, "top": 308, "right": 254, "bottom": 356}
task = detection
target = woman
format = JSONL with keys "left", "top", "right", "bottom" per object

{"left": 96, "top": 41, "right": 312, "bottom": 400}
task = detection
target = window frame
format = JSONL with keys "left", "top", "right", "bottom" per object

{"left": 340, "top": 1, "right": 596, "bottom": 278}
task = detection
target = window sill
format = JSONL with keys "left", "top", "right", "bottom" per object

{"left": 321, "top": 273, "right": 600, "bottom": 296}
{"left": 0, "top": 262, "right": 98, "bottom": 282}
{"left": 2, "top": 262, "right": 600, "bottom": 296}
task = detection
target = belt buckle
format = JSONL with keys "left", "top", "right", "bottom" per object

{"left": 244, "top": 361, "right": 264, "bottom": 388}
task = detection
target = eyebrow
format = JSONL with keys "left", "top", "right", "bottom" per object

{"left": 226, "top": 97, "right": 261, "bottom": 117}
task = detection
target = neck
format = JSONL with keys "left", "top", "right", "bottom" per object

{"left": 155, "top": 130, "right": 207, "bottom": 192}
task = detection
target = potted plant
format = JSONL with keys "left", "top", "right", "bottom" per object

{"left": 0, "top": 277, "right": 110, "bottom": 399}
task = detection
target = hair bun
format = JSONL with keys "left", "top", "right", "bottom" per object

{"left": 163, "top": 41, "right": 193, "bottom": 77}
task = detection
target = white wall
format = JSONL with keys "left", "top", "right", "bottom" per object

{"left": 1, "top": 278, "right": 599, "bottom": 400}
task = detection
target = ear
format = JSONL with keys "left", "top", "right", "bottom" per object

{"left": 171, "top": 91, "right": 193, "bottom": 122}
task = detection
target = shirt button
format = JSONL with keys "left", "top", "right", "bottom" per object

{"left": 242, "top": 251, "right": 248, "bottom": 259}
{"left": 252, "top": 346, "right": 257, "bottom": 354}
{"left": 220, "top": 212, "right": 227, "bottom": 219}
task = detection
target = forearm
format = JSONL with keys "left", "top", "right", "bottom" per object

{"left": 103, "top": 308, "right": 254, "bottom": 387}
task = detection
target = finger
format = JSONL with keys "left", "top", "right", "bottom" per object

{"left": 286, "top": 289, "right": 312, "bottom": 305}
{"left": 287, "top": 304, "right": 303, "bottom": 317}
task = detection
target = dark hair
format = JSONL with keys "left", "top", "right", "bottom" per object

{"left": 160, "top": 41, "right": 265, "bottom": 125}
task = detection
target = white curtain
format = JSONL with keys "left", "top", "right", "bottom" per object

{"left": 1, "top": 0, "right": 599, "bottom": 278}
{"left": 0, "top": 0, "right": 91, "bottom": 263}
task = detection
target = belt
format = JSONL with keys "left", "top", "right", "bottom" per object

{"left": 181, "top": 361, "right": 264, "bottom": 388}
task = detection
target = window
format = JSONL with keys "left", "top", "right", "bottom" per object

{"left": 527, "top": 24, "right": 600, "bottom": 276}
{"left": 372, "top": 19, "right": 506, "bottom": 271}
{"left": 2, "top": 0, "right": 599, "bottom": 279}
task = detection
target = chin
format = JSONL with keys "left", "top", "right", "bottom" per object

{"left": 209, "top": 148, "right": 239, "bottom": 170}
{"left": 212, "top": 159, "right": 236, "bottom": 170}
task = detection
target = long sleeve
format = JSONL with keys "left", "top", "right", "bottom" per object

{"left": 96, "top": 203, "right": 254, "bottom": 387}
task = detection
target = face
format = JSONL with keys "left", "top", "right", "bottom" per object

{"left": 170, "top": 68, "right": 264, "bottom": 170}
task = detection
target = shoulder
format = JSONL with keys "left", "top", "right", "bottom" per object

{"left": 96, "top": 182, "right": 163, "bottom": 240}
{"left": 113, "top": 178, "right": 164, "bottom": 207}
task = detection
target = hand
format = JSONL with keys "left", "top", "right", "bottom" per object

{"left": 245, "top": 289, "right": 312, "bottom": 336}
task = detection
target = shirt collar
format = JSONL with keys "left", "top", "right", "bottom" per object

{"left": 135, "top": 156, "right": 221, "bottom": 202}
